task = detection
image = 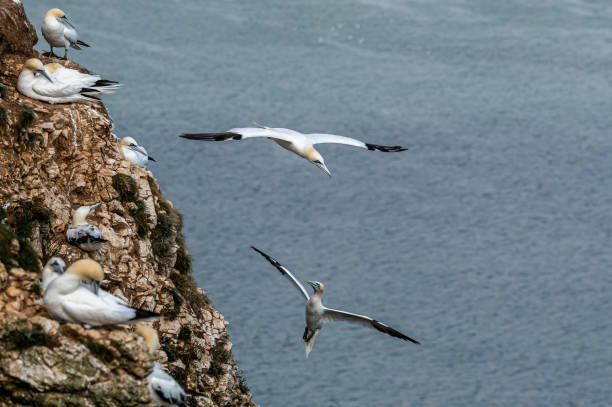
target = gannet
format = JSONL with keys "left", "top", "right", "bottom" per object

{"left": 17, "top": 59, "right": 115, "bottom": 104}
{"left": 180, "top": 125, "right": 407, "bottom": 177}
{"left": 41, "top": 257, "right": 66, "bottom": 293}
{"left": 42, "top": 8, "right": 90, "bottom": 59}
{"left": 119, "top": 137, "right": 156, "bottom": 167}
{"left": 66, "top": 203, "right": 108, "bottom": 252}
{"left": 43, "top": 259, "right": 161, "bottom": 327}
{"left": 251, "top": 246, "right": 420, "bottom": 357}
{"left": 137, "top": 325, "right": 187, "bottom": 406}
{"left": 45, "top": 62, "right": 120, "bottom": 93}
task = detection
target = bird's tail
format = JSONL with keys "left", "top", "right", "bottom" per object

{"left": 81, "top": 81, "right": 121, "bottom": 96}
{"left": 305, "top": 330, "right": 319, "bottom": 358}
{"left": 131, "top": 308, "right": 161, "bottom": 323}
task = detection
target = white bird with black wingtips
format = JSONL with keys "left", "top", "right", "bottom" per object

{"left": 119, "top": 137, "right": 156, "bottom": 167}
{"left": 251, "top": 246, "right": 420, "bottom": 357}
{"left": 42, "top": 8, "right": 90, "bottom": 60}
{"left": 66, "top": 203, "right": 108, "bottom": 252}
{"left": 137, "top": 325, "right": 187, "bottom": 407}
{"left": 43, "top": 259, "right": 160, "bottom": 327}
{"left": 180, "top": 125, "right": 406, "bottom": 177}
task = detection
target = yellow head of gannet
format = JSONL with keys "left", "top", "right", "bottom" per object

{"left": 23, "top": 59, "right": 53, "bottom": 82}
{"left": 305, "top": 147, "right": 331, "bottom": 177}
{"left": 306, "top": 281, "right": 325, "bottom": 295}
{"left": 72, "top": 203, "right": 101, "bottom": 226}
{"left": 45, "top": 8, "right": 66, "bottom": 19}
{"left": 65, "top": 259, "right": 103, "bottom": 293}
{"left": 136, "top": 325, "right": 160, "bottom": 355}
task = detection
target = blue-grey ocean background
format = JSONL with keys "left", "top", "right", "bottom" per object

{"left": 26, "top": 1, "right": 612, "bottom": 405}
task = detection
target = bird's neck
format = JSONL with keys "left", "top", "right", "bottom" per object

{"left": 50, "top": 273, "right": 81, "bottom": 295}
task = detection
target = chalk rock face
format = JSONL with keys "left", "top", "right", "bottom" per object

{"left": 0, "top": 0, "right": 37, "bottom": 56}
{"left": 0, "top": 4, "right": 255, "bottom": 407}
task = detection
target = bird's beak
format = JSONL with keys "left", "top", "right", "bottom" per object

{"left": 148, "top": 156, "right": 157, "bottom": 162}
{"left": 37, "top": 69, "right": 53, "bottom": 83}
{"left": 91, "top": 280, "right": 100, "bottom": 295}
{"left": 314, "top": 162, "right": 331, "bottom": 177}
{"left": 60, "top": 15, "right": 76, "bottom": 29}
{"left": 306, "top": 281, "right": 316, "bottom": 289}
{"left": 89, "top": 203, "right": 101, "bottom": 211}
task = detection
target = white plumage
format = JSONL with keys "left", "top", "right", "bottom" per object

{"left": 45, "top": 63, "right": 120, "bottom": 94}
{"left": 42, "top": 8, "right": 90, "bottom": 59}
{"left": 136, "top": 326, "right": 187, "bottom": 406}
{"left": 119, "top": 137, "right": 156, "bottom": 167}
{"left": 66, "top": 203, "right": 108, "bottom": 252}
{"left": 180, "top": 125, "right": 406, "bottom": 177}
{"left": 252, "top": 246, "right": 420, "bottom": 357}
{"left": 18, "top": 59, "right": 118, "bottom": 104}
{"left": 41, "top": 257, "right": 66, "bottom": 293}
{"left": 43, "top": 259, "right": 160, "bottom": 327}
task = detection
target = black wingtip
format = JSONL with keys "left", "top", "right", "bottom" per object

{"left": 365, "top": 143, "right": 407, "bottom": 152}
{"left": 180, "top": 132, "right": 242, "bottom": 141}
{"left": 371, "top": 319, "right": 420, "bottom": 344}
{"left": 94, "top": 79, "right": 119, "bottom": 87}
{"left": 76, "top": 40, "right": 91, "bottom": 47}
{"left": 133, "top": 308, "right": 161, "bottom": 321}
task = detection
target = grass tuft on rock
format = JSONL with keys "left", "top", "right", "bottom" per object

{"left": 0, "top": 84, "right": 7, "bottom": 100}
{"left": 170, "top": 271, "right": 210, "bottom": 312}
{"left": 0, "top": 106, "right": 6, "bottom": 126}
{"left": 29, "top": 283, "right": 41, "bottom": 296}
{"left": 111, "top": 173, "right": 138, "bottom": 202}
{"left": 20, "top": 106, "right": 35, "bottom": 129}
{"left": 4, "top": 323, "right": 55, "bottom": 350}
{"left": 178, "top": 326, "right": 192, "bottom": 341}
{"left": 87, "top": 342, "right": 116, "bottom": 363}
{"left": 212, "top": 340, "right": 230, "bottom": 364}
{"left": 174, "top": 245, "right": 191, "bottom": 274}
{"left": 129, "top": 200, "right": 149, "bottom": 238}
{"left": 237, "top": 370, "right": 249, "bottom": 393}
{"left": 171, "top": 368, "right": 186, "bottom": 385}
{"left": 208, "top": 362, "right": 223, "bottom": 378}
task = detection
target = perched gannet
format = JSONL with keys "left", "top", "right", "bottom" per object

{"left": 251, "top": 246, "right": 420, "bottom": 357}
{"left": 18, "top": 59, "right": 115, "bottom": 104}
{"left": 137, "top": 325, "right": 187, "bottom": 406}
{"left": 119, "top": 137, "right": 156, "bottom": 167}
{"left": 66, "top": 203, "right": 108, "bottom": 252}
{"left": 42, "top": 8, "right": 90, "bottom": 59}
{"left": 45, "top": 63, "right": 120, "bottom": 93}
{"left": 44, "top": 259, "right": 160, "bottom": 327}
{"left": 180, "top": 125, "right": 406, "bottom": 177}
{"left": 41, "top": 257, "right": 66, "bottom": 293}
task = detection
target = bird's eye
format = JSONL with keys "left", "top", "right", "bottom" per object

{"left": 130, "top": 143, "right": 136, "bottom": 147}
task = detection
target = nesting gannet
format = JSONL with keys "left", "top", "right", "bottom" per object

{"left": 42, "top": 8, "right": 90, "bottom": 59}
{"left": 66, "top": 203, "right": 108, "bottom": 252}
{"left": 137, "top": 325, "right": 187, "bottom": 406}
{"left": 180, "top": 125, "right": 406, "bottom": 177}
{"left": 18, "top": 59, "right": 116, "bottom": 104}
{"left": 119, "top": 137, "right": 156, "bottom": 167}
{"left": 44, "top": 259, "right": 160, "bottom": 327}
{"left": 45, "top": 62, "right": 120, "bottom": 93}
{"left": 251, "top": 246, "right": 420, "bottom": 357}
{"left": 41, "top": 257, "right": 66, "bottom": 293}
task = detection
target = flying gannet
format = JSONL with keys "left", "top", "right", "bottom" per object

{"left": 66, "top": 203, "right": 108, "bottom": 252}
{"left": 251, "top": 246, "right": 420, "bottom": 357}
{"left": 41, "top": 257, "right": 66, "bottom": 293}
{"left": 119, "top": 137, "right": 156, "bottom": 167}
{"left": 42, "top": 8, "right": 90, "bottom": 59}
{"left": 137, "top": 325, "right": 187, "bottom": 406}
{"left": 180, "top": 125, "right": 406, "bottom": 177}
{"left": 44, "top": 259, "right": 160, "bottom": 327}
{"left": 18, "top": 59, "right": 116, "bottom": 104}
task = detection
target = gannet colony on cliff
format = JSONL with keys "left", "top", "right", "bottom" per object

{"left": 180, "top": 125, "right": 406, "bottom": 177}
{"left": 5, "top": 4, "right": 417, "bottom": 406}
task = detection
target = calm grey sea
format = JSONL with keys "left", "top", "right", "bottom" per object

{"left": 25, "top": 1, "right": 612, "bottom": 405}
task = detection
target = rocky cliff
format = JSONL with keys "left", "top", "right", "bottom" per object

{"left": 0, "top": 1, "right": 255, "bottom": 406}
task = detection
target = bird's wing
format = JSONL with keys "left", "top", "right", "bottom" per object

{"left": 52, "top": 67, "right": 98, "bottom": 87}
{"left": 32, "top": 76, "right": 81, "bottom": 97}
{"left": 251, "top": 246, "right": 310, "bottom": 301}
{"left": 128, "top": 144, "right": 148, "bottom": 157}
{"left": 180, "top": 127, "right": 301, "bottom": 144}
{"left": 323, "top": 307, "right": 420, "bottom": 344}
{"left": 149, "top": 370, "right": 186, "bottom": 405}
{"left": 60, "top": 286, "right": 135, "bottom": 326}
{"left": 308, "top": 133, "right": 407, "bottom": 152}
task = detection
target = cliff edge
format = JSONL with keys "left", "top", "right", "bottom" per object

{"left": 0, "top": 1, "right": 255, "bottom": 406}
